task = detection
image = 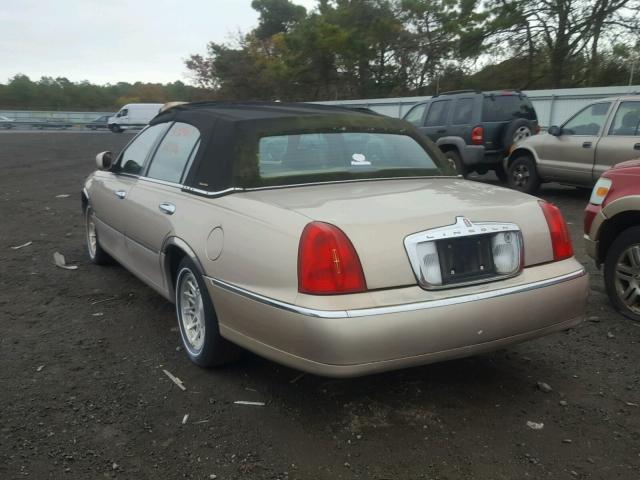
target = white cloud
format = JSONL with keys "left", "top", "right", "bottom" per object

{"left": 0, "top": 0, "right": 316, "bottom": 85}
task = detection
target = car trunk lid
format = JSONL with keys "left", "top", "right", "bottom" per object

{"left": 241, "top": 178, "right": 554, "bottom": 290}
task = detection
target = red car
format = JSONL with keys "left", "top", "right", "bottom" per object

{"left": 584, "top": 159, "right": 640, "bottom": 321}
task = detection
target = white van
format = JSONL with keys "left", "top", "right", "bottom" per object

{"left": 108, "top": 103, "right": 163, "bottom": 133}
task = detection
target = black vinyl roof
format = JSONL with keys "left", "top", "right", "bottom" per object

{"left": 153, "top": 101, "right": 381, "bottom": 122}
{"left": 148, "top": 101, "right": 440, "bottom": 192}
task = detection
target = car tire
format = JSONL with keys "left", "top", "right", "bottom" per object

{"left": 494, "top": 163, "right": 508, "bottom": 183}
{"left": 603, "top": 226, "right": 640, "bottom": 322}
{"left": 444, "top": 150, "right": 468, "bottom": 177}
{"left": 502, "top": 118, "right": 534, "bottom": 152}
{"left": 175, "top": 257, "right": 241, "bottom": 367}
{"left": 109, "top": 125, "right": 122, "bottom": 133}
{"left": 85, "top": 206, "right": 112, "bottom": 265}
{"left": 507, "top": 155, "right": 541, "bottom": 194}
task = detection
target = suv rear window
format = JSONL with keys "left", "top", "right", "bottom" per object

{"left": 482, "top": 95, "right": 536, "bottom": 122}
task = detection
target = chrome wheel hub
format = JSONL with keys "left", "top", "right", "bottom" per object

{"left": 86, "top": 209, "right": 97, "bottom": 258}
{"left": 513, "top": 126, "right": 532, "bottom": 144}
{"left": 615, "top": 245, "right": 640, "bottom": 314}
{"left": 178, "top": 271, "right": 206, "bottom": 352}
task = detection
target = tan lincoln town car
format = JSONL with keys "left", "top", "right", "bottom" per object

{"left": 81, "top": 102, "right": 588, "bottom": 377}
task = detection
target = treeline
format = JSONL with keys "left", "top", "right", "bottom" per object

{"left": 2, "top": 0, "right": 639, "bottom": 110}
{"left": 186, "top": 0, "right": 640, "bottom": 101}
{"left": 0, "top": 75, "right": 211, "bottom": 111}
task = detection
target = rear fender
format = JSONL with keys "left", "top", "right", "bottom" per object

{"left": 162, "top": 236, "right": 205, "bottom": 301}
{"left": 436, "top": 137, "right": 465, "bottom": 155}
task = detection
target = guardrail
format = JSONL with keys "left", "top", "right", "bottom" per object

{"left": 0, "top": 120, "right": 108, "bottom": 131}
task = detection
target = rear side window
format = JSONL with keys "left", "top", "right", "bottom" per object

{"left": 451, "top": 98, "right": 474, "bottom": 125}
{"left": 404, "top": 104, "right": 427, "bottom": 126}
{"left": 608, "top": 101, "right": 640, "bottom": 136}
{"left": 147, "top": 122, "right": 200, "bottom": 183}
{"left": 116, "top": 124, "right": 166, "bottom": 175}
{"left": 482, "top": 95, "right": 536, "bottom": 122}
{"left": 424, "top": 100, "right": 451, "bottom": 126}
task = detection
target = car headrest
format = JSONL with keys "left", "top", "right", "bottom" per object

{"left": 622, "top": 110, "right": 640, "bottom": 128}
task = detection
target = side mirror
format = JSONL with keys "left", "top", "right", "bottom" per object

{"left": 548, "top": 125, "right": 562, "bottom": 136}
{"left": 95, "top": 151, "right": 113, "bottom": 170}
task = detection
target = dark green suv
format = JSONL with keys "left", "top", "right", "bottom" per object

{"left": 403, "top": 90, "right": 539, "bottom": 180}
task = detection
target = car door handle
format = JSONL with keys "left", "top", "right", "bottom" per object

{"left": 114, "top": 190, "right": 126, "bottom": 199}
{"left": 634, "top": 143, "right": 640, "bottom": 150}
{"left": 159, "top": 202, "right": 176, "bottom": 215}
{"left": 582, "top": 142, "right": 592, "bottom": 148}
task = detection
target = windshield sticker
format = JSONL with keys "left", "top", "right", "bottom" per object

{"left": 351, "top": 153, "right": 371, "bottom": 166}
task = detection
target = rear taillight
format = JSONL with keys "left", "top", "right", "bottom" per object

{"left": 298, "top": 222, "right": 367, "bottom": 295}
{"left": 471, "top": 126, "right": 484, "bottom": 145}
{"left": 539, "top": 201, "right": 573, "bottom": 261}
{"left": 534, "top": 124, "right": 541, "bottom": 134}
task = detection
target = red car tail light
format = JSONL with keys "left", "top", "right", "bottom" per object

{"left": 471, "top": 126, "right": 484, "bottom": 145}
{"left": 539, "top": 200, "right": 573, "bottom": 261}
{"left": 298, "top": 222, "right": 367, "bottom": 295}
{"left": 534, "top": 124, "right": 541, "bottom": 134}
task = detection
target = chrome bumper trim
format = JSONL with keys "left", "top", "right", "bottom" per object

{"left": 207, "top": 268, "right": 587, "bottom": 319}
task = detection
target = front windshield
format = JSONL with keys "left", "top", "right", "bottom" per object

{"left": 254, "top": 132, "right": 443, "bottom": 187}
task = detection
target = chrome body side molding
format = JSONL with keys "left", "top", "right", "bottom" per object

{"left": 207, "top": 268, "right": 586, "bottom": 319}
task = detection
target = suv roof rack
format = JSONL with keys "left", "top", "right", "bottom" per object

{"left": 434, "top": 90, "right": 481, "bottom": 97}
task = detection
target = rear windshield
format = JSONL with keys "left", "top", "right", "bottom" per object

{"left": 482, "top": 95, "right": 537, "bottom": 122}
{"left": 255, "top": 132, "right": 443, "bottom": 186}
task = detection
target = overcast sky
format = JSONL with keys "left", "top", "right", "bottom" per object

{"left": 0, "top": 0, "right": 316, "bottom": 85}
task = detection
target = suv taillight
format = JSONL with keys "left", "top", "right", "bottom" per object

{"left": 539, "top": 201, "right": 573, "bottom": 261}
{"left": 298, "top": 222, "right": 367, "bottom": 295}
{"left": 471, "top": 126, "right": 484, "bottom": 145}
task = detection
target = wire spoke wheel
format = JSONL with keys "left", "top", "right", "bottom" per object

{"left": 615, "top": 245, "right": 640, "bottom": 314}
{"left": 178, "top": 270, "right": 206, "bottom": 353}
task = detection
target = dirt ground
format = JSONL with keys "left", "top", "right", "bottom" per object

{"left": 0, "top": 132, "right": 638, "bottom": 480}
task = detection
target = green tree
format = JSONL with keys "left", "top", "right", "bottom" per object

{"left": 252, "top": 0, "right": 307, "bottom": 39}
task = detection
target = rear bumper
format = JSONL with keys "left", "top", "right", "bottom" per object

{"left": 460, "top": 145, "right": 485, "bottom": 166}
{"left": 207, "top": 260, "right": 588, "bottom": 377}
{"left": 461, "top": 146, "right": 505, "bottom": 168}
{"left": 583, "top": 234, "right": 599, "bottom": 262}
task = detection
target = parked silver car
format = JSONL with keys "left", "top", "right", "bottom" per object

{"left": 506, "top": 96, "right": 640, "bottom": 193}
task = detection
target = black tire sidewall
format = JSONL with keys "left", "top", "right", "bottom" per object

{"left": 494, "top": 163, "right": 508, "bottom": 182}
{"left": 603, "top": 226, "right": 640, "bottom": 322}
{"left": 507, "top": 156, "right": 540, "bottom": 194}
{"left": 444, "top": 150, "right": 468, "bottom": 177}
